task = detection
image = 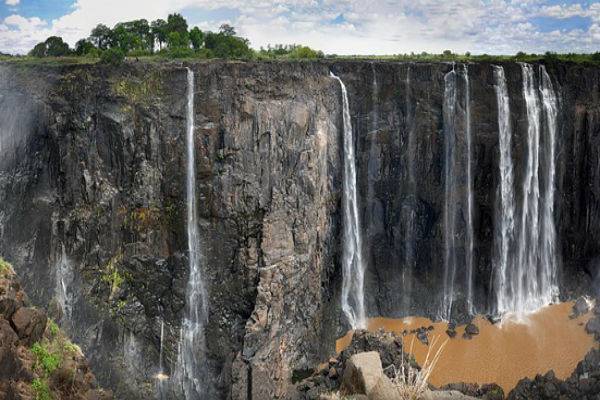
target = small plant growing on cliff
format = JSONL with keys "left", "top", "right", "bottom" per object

{"left": 31, "top": 342, "right": 61, "bottom": 375}
{"left": 0, "top": 257, "right": 13, "bottom": 276}
{"left": 31, "top": 378, "right": 52, "bottom": 400}
{"left": 390, "top": 335, "right": 448, "bottom": 400}
{"left": 47, "top": 320, "right": 59, "bottom": 338}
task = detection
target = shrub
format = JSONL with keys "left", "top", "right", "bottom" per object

{"left": 0, "top": 257, "right": 12, "bottom": 276}
{"left": 100, "top": 48, "right": 125, "bottom": 65}
{"left": 47, "top": 320, "right": 59, "bottom": 338}
{"left": 31, "top": 342, "right": 61, "bottom": 375}
{"left": 31, "top": 378, "right": 52, "bottom": 400}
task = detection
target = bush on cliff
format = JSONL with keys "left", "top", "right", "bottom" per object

{"left": 100, "top": 48, "right": 125, "bottom": 65}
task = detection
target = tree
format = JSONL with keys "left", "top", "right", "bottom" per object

{"left": 151, "top": 19, "right": 168, "bottom": 50}
{"left": 45, "top": 36, "right": 70, "bottom": 56}
{"left": 29, "top": 42, "right": 47, "bottom": 57}
{"left": 204, "top": 31, "right": 252, "bottom": 58}
{"left": 90, "top": 24, "right": 112, "bottom": 50}
{"left": 166, "top": 13, "right": 188, "bottom": 36}
{"left": 75, "top": 39, "right": 96, "bottom": 56}
{"left": 289, "top": 46, "right": 324, "bottom": 59}
{"left": 167, "top": 31, "right": 189, "bottom": 48}
{"left": 189, "top": 27, "right": 204, "bottom": 50}
{"left": 219, "top": 24, "right": 236, "bottom": 36}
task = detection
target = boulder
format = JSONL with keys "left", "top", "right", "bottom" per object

{"left": 368, "top": 374, "right": 398, "bottom": 400}
{"left": 10, "top": 307, "right": 47, "bottom": 346}
{"left": 341, "top": 352, "right": 384, "bottom": 395}
{"left": 571, "top": 297, "right": 591, "bottom": 318}
{"left": 465, "top": 323, "right": 479, "bottom": 336}
{"left": 585, "top": 316, "right": 600, "bottom": 337}
{"left": 423, "top": 390, "right": 479, "bottom": 399}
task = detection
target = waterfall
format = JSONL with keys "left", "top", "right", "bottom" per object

{"left": 464, "top": 64, "right": 475, "bottom": 315}
{"left": 539, "top": 65, "right": 559, "bottom": 302}
{"left": 55, "top": 243, "right": 73, "bottom": 326}
{"left": 442, "top": 67, "right": 458, "bottom": 320}
{"left": 402, "top": 65, "right": 415, "bottom": 316}
{"left": 441, "top": 64, "right": 475, "bottom": 320}
{"left": 493, "top": 65, "right": 517, "bottom": 314}
{"left": 156, "top": 317, "right": 168, "bottom": 400}
{"left": 331, "top": 71, "right": 367, "bottom": 330}
{"left": 175, "top": 67, "right": 209, "bottom": 399}
{"left": 494, "top": 63, "right": 559, "bottom": 316}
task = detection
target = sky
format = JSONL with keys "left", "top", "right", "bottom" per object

{"left": 1, "top": 0, "right": 600, "bottom": 55}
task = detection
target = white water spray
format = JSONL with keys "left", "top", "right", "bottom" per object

{"left": 331, "top": 71, "right": 367, "bottom": 330}
{"left": 55, "top": 243, "right": 73, "bottom": 325}
{"left": 464, "top": 64, "right": 475, "bottom": 315}
{"left": 493, "top": 65, "right": 517, "bottom": 314}
{"left": 175, "top": 68, "right": 209, "bottom": 399}
{"left": 495, "top": 63, "right": 559, "bottom": 316}
{"left": 442, "top": 67, "right": 458, "bottom": 320}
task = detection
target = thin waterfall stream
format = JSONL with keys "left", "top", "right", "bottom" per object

{"left": 174, "top": 67, "right": 209, "bottom": 399}
{"left": 331, "top": 71, "right": 367, "bottom": 330}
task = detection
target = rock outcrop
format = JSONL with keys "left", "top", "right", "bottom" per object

{"left": 508, "top": 349, "right": 600, "bottom": 399}
{"left": 1, "top": 60, "right": 600, "bottom": 399}
{"left": 0, "top": 259, "right": 111, "bottom": 399}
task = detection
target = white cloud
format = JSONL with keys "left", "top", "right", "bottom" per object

{"left": 1, "top": 0, "right": 600, "bottom": 55}
{"left": 5, "top": 0, "right": 20, "bottom": 6}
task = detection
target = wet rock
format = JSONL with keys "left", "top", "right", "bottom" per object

{"left": 10, "top": 307, "right": 46, "bottom": 346}
{"left": 571, "top": 297, "right": 591, "bottom": 318}
{"left": 417, "top": 329, "right": 429, "bottom": 345}
{"left": 464, "top": 323, "right": 479, "bottom": 336}
{"left": 585, "top": 316, "right": 600, "bottom": 338}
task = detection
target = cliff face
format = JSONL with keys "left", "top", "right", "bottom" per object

{"left": 0, "top": 60, "right": 600, "bottom": 399}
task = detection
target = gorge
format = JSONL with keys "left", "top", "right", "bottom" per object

{"left": 1, "top": 59, "right": 600, "bottom": 399}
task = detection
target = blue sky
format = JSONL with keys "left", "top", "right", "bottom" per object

{"left": 1, "top": 0, "right": 600, "bottom": 55}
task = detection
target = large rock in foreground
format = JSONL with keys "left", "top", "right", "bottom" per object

{"left": 0, "top": 260, "right": 112, "bottom": 400}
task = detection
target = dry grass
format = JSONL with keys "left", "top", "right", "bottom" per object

{"left": 389, "top": 335, "right": 448, "bottom": 400}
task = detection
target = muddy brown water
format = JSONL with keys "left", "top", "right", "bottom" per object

{"left": 336, "top": 302, "right": 598, "bottom": 393}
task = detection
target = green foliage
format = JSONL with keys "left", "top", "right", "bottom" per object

{"left": 167, "top": 13, "right": 189, "bottom": 37}
{"left": 45, "top": 37, "right": 70, "bottom": 57}
{"left": 288, "top": 46, "right": 324, "bottom": 59}
{"left": 189, "top": 27, "right": 204, "bottom": 50}
{"left": 151, "top": 19, "right": 168, "bottom": 50}
{"left": 74, "top": 39, "right": 97, "bottom": 56}
{"left": 100, "top": 251, "right": 126, "bottom": 296}
{"left": 31, "top": 342, "right": 61, "bottom": 375}
{"left": 205, "top": 31, "right": 253, "bottom": 59}
{"left": 0, "top": 257, "right": 12, "bottom": 276}
{"left": 257, "top": 44, "right": 323, "bottom": 60}
{"left": 29, "top": 36, "right": 70, "bottom": 58}
{"left": 31, "top": 378, "right": 52, "bottom": 400}
{"left": 167, "top": 31, "right": 189, "bottom": 49}
{"left": 47, "top": 320, "right": 59, "bottom": 338}
{"left": 90, "top": 23, "right": 112, "bottom": 50}
{"left": 100, "top": 48, "right": 125, "bottom": 65}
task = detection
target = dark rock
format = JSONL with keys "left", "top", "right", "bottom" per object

{"left": 10, "top": 307, "right": 46, "bottom": 346}
{"left": 465, "top": 323, "right": 479, "bottom": 336}
{"left": 571, "top": 297, "right": 591, "bottom": 318}
{"left": 585, "top": 316, "right": 600, "bottom": 337}
{"left": 446, "top": 328, "right": 457, "bottom": 338}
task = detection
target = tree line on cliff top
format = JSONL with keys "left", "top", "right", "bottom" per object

{"left": 28, "top": 13, "right": 324, "bottom": 63}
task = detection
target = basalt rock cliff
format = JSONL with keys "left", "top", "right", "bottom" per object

{"left": 1, "top": 60, "right": 600, "bottom": 399}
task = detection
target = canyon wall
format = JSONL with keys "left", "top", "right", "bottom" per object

{"left": 0, "top": 60, "right": 599, "bottom": 399}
